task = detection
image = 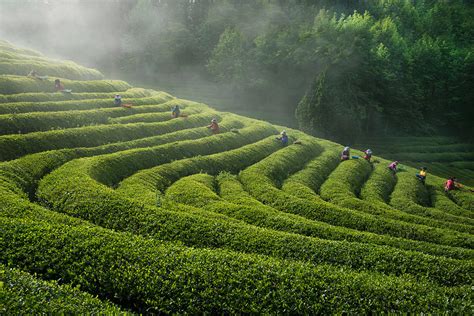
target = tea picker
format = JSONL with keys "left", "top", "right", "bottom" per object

{"left": 207, "top": 118, "right": 220, "bottom": 134}
{"left": 54, "top": 79, "right": 72, "bottom": 94}
{"left": 341, "top": 146, "right": 350, "bottom": 161}
{"left": 276, "top": 130, "right": 288, "bottom": 145}
{"left": 415, "top": 167, "right": 427, "bottom": 185}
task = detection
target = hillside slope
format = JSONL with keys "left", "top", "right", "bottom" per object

{"left": 1, "top": 41, "right": 473, "bottom": 314}
{"left": 355, "top": 136, "right": 474, "bottom": 186}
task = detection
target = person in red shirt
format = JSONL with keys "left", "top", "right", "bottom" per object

{"left": 363, "top": 149, "right": 373, "bottom": 162}
{"left": 445, "top": 177, "right": 457, "bottom": 192}
{"left": 207, "top": 118, "right": 219, "bottom": 134}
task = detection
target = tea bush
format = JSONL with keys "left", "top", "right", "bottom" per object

{"left": 1, "top": 41, "right": 472, "bottom": 313}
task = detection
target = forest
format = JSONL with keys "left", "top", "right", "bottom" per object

{"left": 0, "top": 0, "right": 472, "bottom": 142}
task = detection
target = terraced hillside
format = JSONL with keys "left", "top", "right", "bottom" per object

{"left": 1, "top": 40, "right": 473, "bottom": 314}
{"left": 355, "top": 137, "right": 474, "bottom": 186}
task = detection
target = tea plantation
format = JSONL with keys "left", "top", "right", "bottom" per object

{"left": 355, "top": 137, "right": 474, "bottom": 186}
{"left": 1, "top": 40, "right": 473, "bottom": 314}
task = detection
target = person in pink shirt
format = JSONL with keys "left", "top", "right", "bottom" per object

{"left": 388, "top": 161, "right": 399, "bottom": 175}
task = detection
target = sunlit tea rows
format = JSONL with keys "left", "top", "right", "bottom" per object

{"left": 1, "top": 40, "right": 473, "bottom": 314}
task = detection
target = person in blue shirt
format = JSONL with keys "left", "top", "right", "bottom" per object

{"left": 171, "top": 105, "right": 181, "bottom": 118}
{"left": 114, "top": 94, "right": 122, "bottom": 106}
{"left": 276, "top": 130, "right": 288, "bottom": 145}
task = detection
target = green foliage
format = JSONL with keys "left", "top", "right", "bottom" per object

{"left": 316, "top": 156, "right": 474, "bottom": 232}
{"left": 282, "top": 145, "right": 340, "bottom": 193}
{"left": 2, "top": 216, "right": 470, "bottom": 314}
{"left": 428, "top": 183, "right": 474, "bottom": 220}
{"left": 1, "top": 39, "right": 473, "bottom": 313}
{"left": 0, "top": 75, "right": 131, "bottom": 94}
{"left": 0, "top": 99, "right": 194, "bottom": 134}
{"left": 0, "top": 110, "right": 218, "bottom": 161}
{"left": 165, "top": 173, "right": 473, "bottom": 287}
{"left": 0, "top": 87, "right": 158, "bottom": 104}
{"left": 389, "top": 171, "right": 474, "bottom": 228}
{"left": 239, "top": 143, "right": 474, "bottom": 248}
{"left": 0, "top": 99, "right": 203, "bottom": 135}
{"left": 226, "top": 165, "right": 473, "bottom": 260}
{"left": 0, "top": 92, "right": 173, "bottom": 115}
{"left": 0, "top": 264, "right": 127, "bottom": 314}
{"left": 0, "top": 40, "right": 42, "bottom": 57}
{"left": 208, "top": 28, "right": 250, "bottom": 87}
{"left": 0, "top": 59, "right": 103, "bottom": 80}
{"left": 354, "top": 136, "right": 474, "bottom": 186}
{"left": 361, "top": 162, "right": 396, "bottom": 203}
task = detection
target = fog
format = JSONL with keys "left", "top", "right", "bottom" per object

{"left": 0, "top": 0, "right": 299, "bottom": 126}
{"left": 0, "top": 0, "right": 128, "bottom": 71}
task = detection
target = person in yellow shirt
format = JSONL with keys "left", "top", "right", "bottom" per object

{"left": 416, "top": 167, "right": 427, "bottom": 184}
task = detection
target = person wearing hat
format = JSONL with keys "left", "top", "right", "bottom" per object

{"left": 276, "top": 130, "right": 288, "bottom": 146}
{"left": 207, "top": 118, "right": 220, "bottom": 134}
{"left": 114, "top": 94, "right": 122, "bottom": 107}
{"left": 416, "top": 167, "right": 427, "bottom": 184}
{"left": 388, "top": 161, "right": 399, "bottom": 175}
{"left": 341, "top": 146, "right": 350, "bottom": 161}
{"left": 363, "top": 149, "right": 373, "bottom": 162}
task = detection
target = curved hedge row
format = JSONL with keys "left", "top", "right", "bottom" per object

{"left": 222, "top": 173, "right": 474, "bottom": 257}
{"left": 0, "top": 110, "right": 219, "bottom": 161}
{"left": 319, "top": 160, "right": 473, "bottom": 233}
{"left": 0, "top": 99, "right": 204, "bottom": 135}
{"left": 0, "top": 87, "right": 158, "bottom": 104}
{"left": 0, "top": 50, "right": 57, "bottom": 62}
{"left": 429, "top": 184, "right": 474, "bottom": 219}
{"left": 0, "top": 91, "right": 172, "bottom": 115}
{"left": 319, "top": 158, "right": 372, "bottom": 201}
{"left": 354, "top": 136, "right": 474, "bottom": 187}
{"left": 0, "top": 60, "right": 104, "bottom": 80}
{"left": 360, "top": 161, "right": 397, "bottom": 203}
{"left": 0, "top": 116, "right": 245, "bottom": 232}
{"left": 0, "top": 75, "right": 131, "bottom": 94}
{"left": 115, "top": 135, "right": 474, "bottom": 259}
{"left": 0, "top": 115, "right": 244, "bottom": 201}
{"left": 37, "top": 121, "right": 276, "bottom": 204}
{"left": 0, "top": 109, "right": 465, "bottom": 258}
{"left": 108, "top": 105, "right": 205, "bottom": 124}
{"left": 284, "top": 154, "right": 472, "bottom": 233}
{"left": 450, "top": 190, "right": 474, "bottom": 211}
{"left": 281, "top": 145, "right": 340, "bottom": 194}
{"left": 2, "top": 216, "right": 470, "bottom": 314}
{"left": 164, "top": 173, "right": 473, "bottom": 287}
{"left": 390, "top": 172, "right": 474, "bottom": 228}
{"left": 0, "top": 264, "right": 127, "bottom": 314}
{"left": 0, "top": 40, "right": 42, "bottom": 57}
{"left": 1, "top": 41, "right": 472, "bottom": 312}
{"left": 239, "top": 138, "right": 474, "bottom": 248}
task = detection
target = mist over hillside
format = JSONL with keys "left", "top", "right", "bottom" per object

{"left": 1, "top": 0, "right": 472, "bottom": 143}
{"left": 1, "top": 12, "right": 473, "bottom": 314}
